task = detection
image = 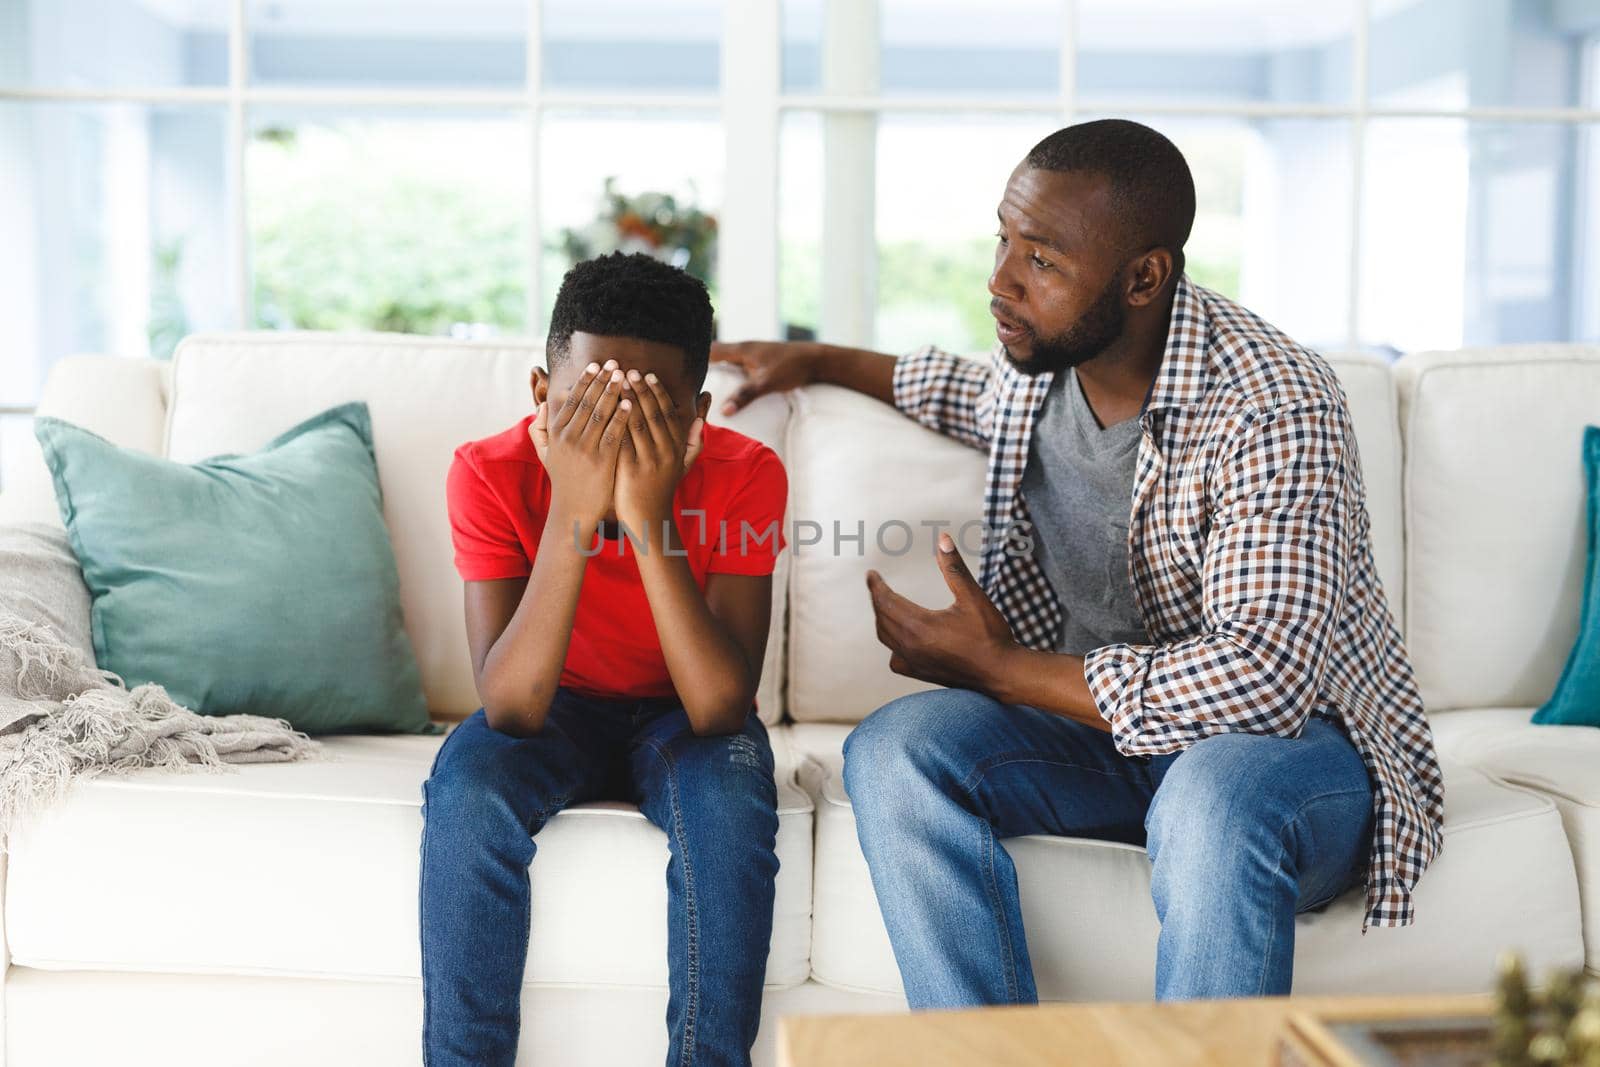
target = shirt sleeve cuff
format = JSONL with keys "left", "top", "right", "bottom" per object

{"left": 455, "top": 556, "right": 532, "bottom": 582}
{"left": 1084, "top": 642, "right": 1154, "bottom": 757}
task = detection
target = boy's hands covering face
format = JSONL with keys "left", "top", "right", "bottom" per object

{"left": 614, "top": 368, "right": 705, "bottom": 530}
{"left": 531, "top": 359, "right": 631, "bottom": 527}
{"left": 530, "top": 359, "right": 706, "bottom": 531}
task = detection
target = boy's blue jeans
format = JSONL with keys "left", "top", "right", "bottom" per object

{"left": 418, "top": 689, "right": 780, "bottom": 1067}
{"left": 842, "top": 687, "right": 1374, "bottom": 1007}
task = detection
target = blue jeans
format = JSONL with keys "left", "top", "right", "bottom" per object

{"left": 842, "top": 688, "right": 1374, "bottom": 1007}
{"left": 418, "top": 690, "right": 780, "bottom": 1067}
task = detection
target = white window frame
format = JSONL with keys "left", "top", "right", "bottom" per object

{"left": 1, "top": 0, "right": 1598, "bottom": 404}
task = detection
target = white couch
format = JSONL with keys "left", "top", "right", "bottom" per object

{"left": 0, "top": 334, "right": 1596, "bottom": 1067}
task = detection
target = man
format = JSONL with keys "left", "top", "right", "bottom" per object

{"left": 712, "top": 119, "right": 1444, "bottom": 1005}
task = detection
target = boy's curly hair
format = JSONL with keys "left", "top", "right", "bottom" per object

{"left": 546, "top": 252, "right": 713, "bottom": 387}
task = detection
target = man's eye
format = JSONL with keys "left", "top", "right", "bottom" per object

{"left": 994, "top": 230, "right": 1008, "bottom": 244}
{"left": 1030, "top": 253, "right": 1052, "bottom": 270}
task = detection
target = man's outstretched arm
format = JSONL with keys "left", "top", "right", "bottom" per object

{"left": 712, "top": 340, "right": 996, "bottom": 451}
{"left": 713, "top": 341, "right": 897, "bottom": 410}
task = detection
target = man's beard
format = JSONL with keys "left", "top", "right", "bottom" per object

{"left": 1000, "top": 272, "right": 1126, "bottom": 377}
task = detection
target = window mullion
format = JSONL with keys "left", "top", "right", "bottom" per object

{"left": 1348, "top": 0, "right": 1370, "bottom": 351}
{"left": 230, "top": 0, "right": 249, "bottom": 332}
{"left": 528, "top": 0, "right": 543, "bottom": 337}
{"left": 1061, "top": 0, "right": 1077, "bottom": 125}
{"left": 718, "top": 0, "right": 781, "bottom": 340}
{"left": 820, "top": 0, "right": 879, "bottom": 349}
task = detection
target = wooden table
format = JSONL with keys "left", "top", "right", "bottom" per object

{"left": 776, "top": 993, "right": 1495, "bottom": 1067}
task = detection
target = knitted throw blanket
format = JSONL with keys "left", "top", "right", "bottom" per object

{"left": 0, "top": 613, "right": 326, "bottom": 850}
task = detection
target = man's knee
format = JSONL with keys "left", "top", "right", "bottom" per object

{"left": 843, "top": 688, "right": 996, "bottom": 806}
{"left": 1145, "top": 732, "right": 1295, "bottom": 858}
{"left": 844, "top": 691, "right": 935, "bottom": 788}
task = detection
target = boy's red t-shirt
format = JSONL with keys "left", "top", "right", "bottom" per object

{"left": 446, "top": 416, "right": 787, "bottom": 701}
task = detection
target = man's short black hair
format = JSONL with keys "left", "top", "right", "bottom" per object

{"left": 1024, "top": 119, "right": 1196, "bottom": 271}
{"left": 546, "top": 251, "right": 714, "bottom": 387}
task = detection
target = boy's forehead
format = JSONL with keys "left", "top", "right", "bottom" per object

{"left": 555, "top": 332, "right": 691, "bottom": 391}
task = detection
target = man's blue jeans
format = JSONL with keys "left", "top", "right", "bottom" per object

{"left": 842, "top": 688, "right": 1374, "bottom": 1007}
{"left": 418, "top": 690, "right": 781, "bottom": 1067}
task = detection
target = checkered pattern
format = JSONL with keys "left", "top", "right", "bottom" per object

{"left": 892, "top": 276, "right": 1444, "bottom": 933}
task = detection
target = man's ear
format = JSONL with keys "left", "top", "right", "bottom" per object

{"left": 531, "top": 366, "right": 550, "bottom": 406}
{"left": 1125, "top": 248, "right": 1175, "bottom": 307}
{"left": 695, "top": 390, "right": 712, "bottom": 421}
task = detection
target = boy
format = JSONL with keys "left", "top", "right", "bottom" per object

{"left": 420, "top": 252, "right": 787, "bottom": 1067}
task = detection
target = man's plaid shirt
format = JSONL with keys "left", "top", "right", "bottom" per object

{"left": 891, "top": 276, "right": 1444, "bottom": 932}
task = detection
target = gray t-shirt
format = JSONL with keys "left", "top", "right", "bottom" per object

{"left": 1020, "top": 367, "right": 1152, "bottom": 655}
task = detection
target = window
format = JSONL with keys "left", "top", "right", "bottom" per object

{"left": 3, "top": 0, "right": 1599, "bottom": 491}
{"left": 543, "top": 0, "right": 722, "bottom": 91}
{"left": 776, "top": 0, "right": 1599, "bottom": 356}
{"left": 1075, "top": 0, "right": 1357, "bottom": 106}
{"left": 247, "top": 110, "right": 531, "bottom": 336}
{"left": 246, "top": 1, "right": 530, "bottom": 90}
{"left": 539, "top": 111, "right": 724, "bottom": 324}
{"left": 0, "top": 100, "right": 230, "bottom": 384}
{"left": 872, "top": 114, "right": 1060, "bottom": 356}
{"left": 1361, "top": 120, "right": 1598, "bottom": 354}
{"left": 0, "top": 0, "right": 231, "bottom": 89}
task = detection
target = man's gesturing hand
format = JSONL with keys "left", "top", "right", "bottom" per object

{"left": 533, "top": 360, "right": 631, "bottom": 528}
{"left": 865, "top": 532, "right": 1019, "bottom": 692}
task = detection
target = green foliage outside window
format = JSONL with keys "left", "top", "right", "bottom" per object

{"left": 249, "top": 125, "right": 527, "bottom": 336}
{"left": 244, "top": 124, "right": 1238, "bottom": 348}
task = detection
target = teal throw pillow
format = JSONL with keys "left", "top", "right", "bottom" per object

{"left": 35, "top": 402, "right": 439, "bottom": 735}
{"left": 1534, "top": 425, "right": 1600, "bottom": 727}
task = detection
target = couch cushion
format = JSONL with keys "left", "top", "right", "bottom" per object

{"left": 3, "top": 728, "right": 814, "bottom": 988}
{"left": 2, "top": 971, "right": 901, "bottom": 1067}
{"left": 806, "top": 726, "right": 1581, "bottom": 997}
{"left": 1395, "top": 346, "right": 1600, "bottom": 712}
{"left": 783, "top": 353, "right": 1405, "bottom": 724}
{"left": 1327, "top": 352, "right": 1406, "bottom": 635}
{"left": 1431, "top": 707, "right": 1600, "bottom": 971}
{"left": 0, "top": 356, "right": 170, "bottom": 530}
{"left": 783, "top": 384, "right": 985, "bottom": 723}
{"left": 163, "top": 333, "right": 791, "bottom": 723}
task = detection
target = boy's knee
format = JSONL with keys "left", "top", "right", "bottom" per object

{"left": 661, "top": 723, "right": 771, "bottom": 777}
{"left": 655, "top": 728, "right": 778, "bottom": 820}
{"left": 427, "top": 742, "right": 514, "bottom": 800}
{"left": 421, "top": 762, "right": 497, "bottom": 829}
{"left": 424, "top": 731, "right": 571, "bottom": 829}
